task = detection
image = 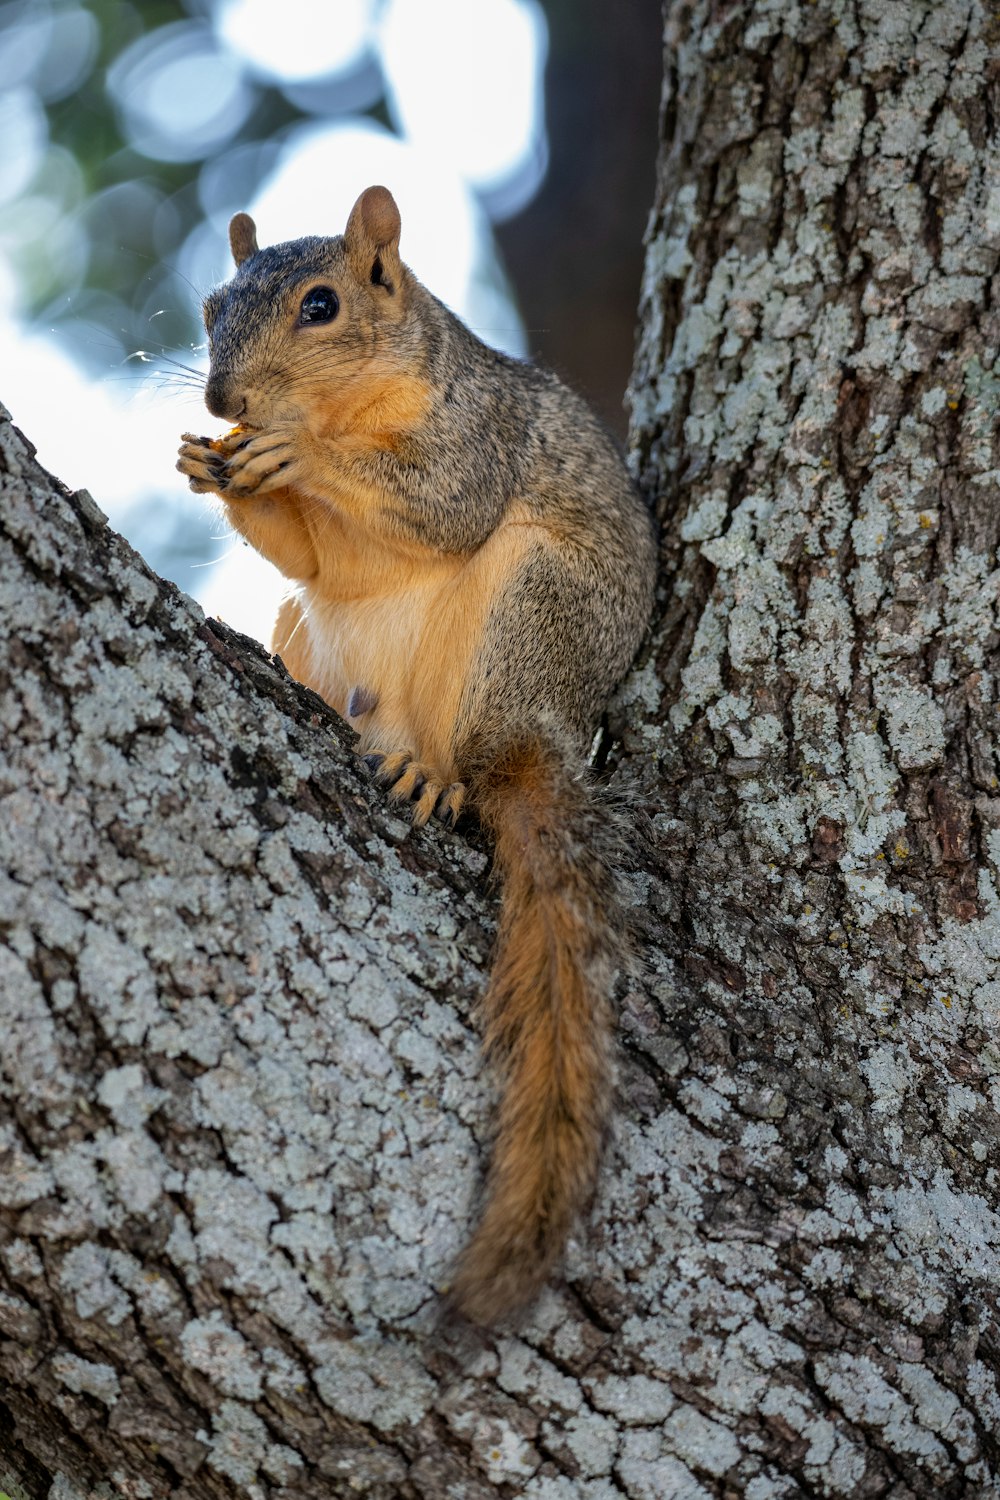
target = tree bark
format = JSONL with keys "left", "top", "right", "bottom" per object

{"left": 2, "top": 2, "right": 999, "bottom": 1497}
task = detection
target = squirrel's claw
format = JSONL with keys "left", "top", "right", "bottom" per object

{"left": 435, "top": 782, "right": 467, "bottom": 828}
{"left": 361, "top": 750, "right": 466, "bottom": 830}
{"left": 223, "top": 426, "right": 300, "bottom": 497}
{"left": 363, "top": 748, "right": 413, "bottom": 788}
{"left": 176, "top": 437, "right": 226, "bottom": 494}
{"left": 176, "top": 425, "right": 301, "bottom": 499}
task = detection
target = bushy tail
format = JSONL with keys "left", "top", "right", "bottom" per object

{"left": 448, "top": 733, "right": 623, "bottom": 1325}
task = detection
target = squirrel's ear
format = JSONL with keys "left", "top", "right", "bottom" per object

{"left": 229, "top": 213, "right": 259, "bottom": 267}
{"left": 344, "top": 186, "right": 402, "bottom": 294}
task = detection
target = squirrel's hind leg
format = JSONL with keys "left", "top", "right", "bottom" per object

{"left": 362, "top": 749, "right": 466, "bottom": 829}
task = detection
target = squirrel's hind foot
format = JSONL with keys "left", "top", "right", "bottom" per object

{"left": 434, "top": 781, "right": 467, "bottom": 828}
{"left": 362, "top": 750, "right": 466, "bottom": 829}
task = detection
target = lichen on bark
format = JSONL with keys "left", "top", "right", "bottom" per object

{"left": 619, "top": 0, "right": 1000, "bottom": 1494}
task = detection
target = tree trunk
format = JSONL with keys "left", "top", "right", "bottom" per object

{"left": 2, "top": 2, "right": 999, "bottom": 1497}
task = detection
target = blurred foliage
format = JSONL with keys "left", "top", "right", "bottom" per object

{"left": 0, "top": 0, "right": 385, "bottom": 367}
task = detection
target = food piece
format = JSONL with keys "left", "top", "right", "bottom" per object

{"left": 208, "top": 423, "right": 251, "bottom": 453}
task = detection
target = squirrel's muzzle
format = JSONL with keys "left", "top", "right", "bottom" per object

{"left": 204, "top": 374, "right": 246, "bottom": 423}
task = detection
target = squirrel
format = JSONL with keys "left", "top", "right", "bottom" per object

{"left": 177, "top": 186, "right": 657, "bottom": 1324}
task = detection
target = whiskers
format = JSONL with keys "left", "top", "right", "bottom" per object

{"left": 190, "top": 536, "right": 244, "bottom": 565}
{"left": 277, "top": 588, "right": 310, "bottom": 655}
{"left": 117, "top": 344, "right": 207, "bottom": 399}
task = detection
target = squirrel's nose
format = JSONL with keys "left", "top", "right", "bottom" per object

{"left": 205, "top": 376, "right": 246, "bottom": 423}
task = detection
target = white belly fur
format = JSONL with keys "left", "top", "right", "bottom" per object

{"left": 291, "top": 513, "right": 547, "bottom": 780}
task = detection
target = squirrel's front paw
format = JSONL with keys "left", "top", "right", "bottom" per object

{"left": 223, "top": 426, "right": 304, "bottom": 498}
{"left": 177, "top": 434, "right": 229, "bottom": 494}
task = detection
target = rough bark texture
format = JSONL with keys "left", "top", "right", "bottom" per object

{"left": 1, "top": 1, "right": 999, "bottom": 1497}
{"left": 621, "top": 0, "right": 1000, "bottom": 1493}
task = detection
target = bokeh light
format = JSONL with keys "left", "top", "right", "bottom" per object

{"left": 379, "top": 0, "right": 547, "bottom": 218}
{"left": 216, "top": 0, "right": 375, "bottom": 85}
{"left": 107, "top": 21, "right": 256, "bottom": 163}
{"left": 0, "top": 87, "right": 47, "bottom": 205}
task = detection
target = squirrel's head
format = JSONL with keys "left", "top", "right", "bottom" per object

{"left": 201, "top": 186, "right": 418, "bottom": 429}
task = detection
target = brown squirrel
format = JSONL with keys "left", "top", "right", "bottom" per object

{"left": 177, "top": 186, "right": 657, "bottom": 1324}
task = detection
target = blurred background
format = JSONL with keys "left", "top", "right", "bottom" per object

{"left": 0, "top": 0, "right": 659, "bottom": 641}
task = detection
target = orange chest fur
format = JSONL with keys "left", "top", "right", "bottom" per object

{"left": 313, "top": 370, "right": 433, "bottom": 460}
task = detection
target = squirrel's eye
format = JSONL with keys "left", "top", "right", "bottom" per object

{"left": 299, "top": 287, "right": 339, "bottom": 324}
